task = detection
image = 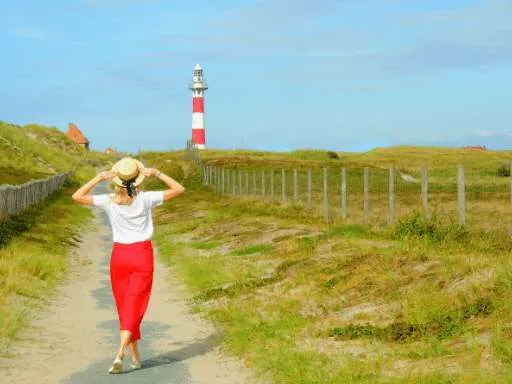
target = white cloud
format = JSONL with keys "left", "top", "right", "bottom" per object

{"left": 475, "top": 130, "right": 493, "bottom": 137}
{"left": 12, "top": 27, "right": 53, "bottom": 41}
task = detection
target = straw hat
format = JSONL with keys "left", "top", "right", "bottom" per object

{"left": 112, "top": 157, "right": 145, "bottom": 187}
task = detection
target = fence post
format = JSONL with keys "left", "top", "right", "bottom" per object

{"left": 245, "top": 170, "right": 249, "bottom": 196}
{"left": 252, "top": 171, "right": 257, "bottom": 196}
{"left": 341, "top": 168, "right": 347, "bottom": 220}
{"left": 307, "top": 169, "right": 312, "bottom": 209}
{"left": 421, "top": 166, "right": 429, "bottom": 217}
{"left": 457, "top": 164, "right": 465, "bottom": 225}
{"left": 262, "top": 170, "right": 266, "bottom": 197}
{"left": 221, "top": 168, "right": 225, "bottom": 195}
{"left": 509, "top": 160, "right": 512, "bottom": 207}
{"left": 218, "top": 167, "right": 221, "bottom": 193}
{"left": 281, "top": 169, "right": 286, "bottom": 204}
{"left": 270, "top": 169, "right": 275, "bottom": 201}
{"left": 232, "top": 170, "right": 236, "bottom": 196}
{"left": 293, "top": 169, "right": 298, "bottom": 204}
{"left": 225, "top": 169, "right": 229, "bottom": 195}
{"left": 227, "top": 169, "right": 231, "bottom": 196}
{"left": 388, "top": 167, "right": 396, "bottom": 225}
{"left": 363, "top": 167, "right": 369, "bottom": 223}
{"left": 213, "top": 167, "right": 217, "bottom": 192}
{"left": 323, "top": 168, "right": 329, "bottom": 222}
{"left": 239, "top": 169, "right": 242, "bottom": 196}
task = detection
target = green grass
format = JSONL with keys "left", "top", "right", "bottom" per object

{"left": 0, "top": 186, "right": 93, "bottom": 355}
{"left": 150, "top": 160, "right": 512, "bottom": 383}
{"left": 230, "top": 244, "right": 274, "bottom": 256}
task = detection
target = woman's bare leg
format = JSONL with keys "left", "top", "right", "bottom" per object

{"left": 116, "top": 330, "right": 132, "bottom": 360}
{"left": 128, "top": 341, "right": 141, "bottom": 363}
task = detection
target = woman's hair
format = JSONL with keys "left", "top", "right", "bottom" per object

{"left": 113, "top": 183, "right": 139, "bottom": 199}
{"left": 122, "top": 177, "right": 137, "bottom": 198}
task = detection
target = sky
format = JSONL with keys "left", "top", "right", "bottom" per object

{"left": 1, "top": 0, "right": 512, "bottom": 152}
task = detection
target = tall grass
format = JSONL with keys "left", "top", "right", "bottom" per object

{"left": 0, "top": 186, "right": 92, "bottom": 355}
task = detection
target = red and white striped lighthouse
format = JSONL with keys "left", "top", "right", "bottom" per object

{"left": 189, "top": 64, "right": 208, "bottom": 149}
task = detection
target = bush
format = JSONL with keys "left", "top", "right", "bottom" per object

{"left": 393, "top": 212, "right": 468, "bottom": 243}
{"left": 0, "top": 209, "right": 36, "bottom": 248}
{"left": 327, "top": 151, "right": 340, "bottom": 160}
{"left": 497, "top": 163, "right": 511, "bottom": 177}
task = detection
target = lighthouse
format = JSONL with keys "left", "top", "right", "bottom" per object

{"left": 189, "top": 64, "right": 208, "bottom": 149}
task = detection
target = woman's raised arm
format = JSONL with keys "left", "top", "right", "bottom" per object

{"left": 142, "top": 168, "right": 185, "bottom": 202}
{"left": 72, "top": 171, "right": 117, "bottom": 205}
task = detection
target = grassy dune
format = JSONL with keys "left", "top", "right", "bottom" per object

{"left": 0, "top": 121, "right": 111, "bottom": 184}
{"left": 147, "top": 152, "right": 512, "bottom": 383}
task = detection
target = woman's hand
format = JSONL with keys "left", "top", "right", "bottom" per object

{"left": 72, "top": 171, "right": 116, "bottom": 206}
{"left": 142, "top": 168, "right": 158, "bottom": 177}
{"left": 97, "top": 170, "right": 117, "bottom": 181}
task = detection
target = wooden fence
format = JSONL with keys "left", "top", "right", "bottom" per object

{"left": 0, "top": 173, "right": 71, "bottom": 217}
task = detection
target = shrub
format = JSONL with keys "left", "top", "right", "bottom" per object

{"left": 497, "top": 163, "right": 511, "bottom": 177}
{"left": 327, "top": 151, "right": 340, "bottom": 160}
{"left": 393, "top": 212, "right": 468, "bottom": 243}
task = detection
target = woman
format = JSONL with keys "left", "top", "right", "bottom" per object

{"left": 72, "top": 157, "right": 185, "bottom": 374}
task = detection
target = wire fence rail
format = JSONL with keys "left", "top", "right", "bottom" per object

{"left": 185, "top": 143, "right": 512, "bottom": 228}
{"left": 0, "top": 172, "right": 72, "bottom": 218}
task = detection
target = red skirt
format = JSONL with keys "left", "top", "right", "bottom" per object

{"left": 110, "top": 240, "right": 154, "bottom": 342}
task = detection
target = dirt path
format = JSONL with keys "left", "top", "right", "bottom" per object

{"left": 1, "top": 206, "right": 257, "bottom": 384}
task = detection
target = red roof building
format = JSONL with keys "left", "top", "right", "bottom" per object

{"left": 66, "top": 123, "right": 90, "bottom": 150}
{"left": 463, "top": 145, "right": 487, "bottom": 151}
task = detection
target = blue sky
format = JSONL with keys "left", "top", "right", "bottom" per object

{"left": 1, "top": 0, "right": 512, "bottom": 152}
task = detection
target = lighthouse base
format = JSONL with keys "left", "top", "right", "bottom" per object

{"left": 194, "top": 144, "right": 205, "bottom": 150}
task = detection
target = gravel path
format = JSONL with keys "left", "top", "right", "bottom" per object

{"left": 1, "top": 204, "right": 257, "bottom": 384}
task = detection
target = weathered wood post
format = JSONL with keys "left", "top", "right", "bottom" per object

{"left": 221, "top": 168, "right": 225, "bottom": 195}
{"left": 457, "top": 164, "right": 465, "bottom": 225}
{"left": 281, "top": 169, "right": 286, "bottom": 204}
{"left": 323, "top": 167, "right": 329, "bottom": 222}
{"left": 262, "top": 170, "right": 266, "bottom": 197}
{"left": 307, "top": 169, "right": 312, "bottom": 209}
{"left": 253, "top": 171, "right": 257, "bottom": 196}
{"left": 270, "top": 169, "right": 275, "bottom": 201}
{"left": 214, "top": 167, "right": 218, "bottom": 192}
{"left": 363, "top": 167, "right": 369, "bottom": 223}
{"left": 388, "top": 167, "right": 396, "bottom": 225}
{"left": 230, "top": 169, "right": 233, "bottom": 196}
{"left": 226, "top": 169, "right": 230, "bottom": 195}
{"left": 341, "top": 168, "right": 347, "bottom": 220}
{"left": 238, "top": 169, "right": 242, "bottom": 196}
{"left": 509, "top": 160, "right": 512, "bottom": 207}
{"left": 245, "top": 170, "right": 249, "bottom": 196}
{"left": 421, "top": 166, "right": 429, "bottom": 217}
{"left": 233, "top": 170, "right": 237, "bottom": 196}
{"left": 293, "top": 169, "right": 298, "bottom": 204}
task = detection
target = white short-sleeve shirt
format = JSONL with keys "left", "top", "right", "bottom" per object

{"left": 92, "top": 191, "right": 164, "bottom": 244}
